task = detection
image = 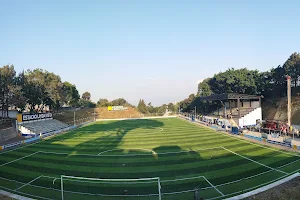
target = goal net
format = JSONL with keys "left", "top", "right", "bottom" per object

{"left": 60, "top": 175, "right": 162, "bottom": 200}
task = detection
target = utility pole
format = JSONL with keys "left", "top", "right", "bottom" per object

{"left": 287, "top": 76, "right": 291, "bottom": 126}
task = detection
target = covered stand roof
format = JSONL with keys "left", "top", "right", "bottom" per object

{"left": 198, "top": 93, "right": 261, "bottom": 101}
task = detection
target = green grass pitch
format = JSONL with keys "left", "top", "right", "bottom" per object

{"left": 0, "top": 117, "right": 299, "bottom": 200}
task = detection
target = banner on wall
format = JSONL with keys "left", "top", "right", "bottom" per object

{"left": 17, "top": 113, "right": 53, "bottom": 122}
{"left": 107, "top": 106, "right": 127, "bottom": 111}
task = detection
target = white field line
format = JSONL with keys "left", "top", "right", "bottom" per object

{"left": 223, "top": 172, "right": 300, "bottom": 200}
{"left": 184, "top": 117, "right": 300, "bottom": 158}
{"left": 277, "top": 158, "right": 300, "bottom": 169}
{"left": 221, "top": 147, "right": 288, "bottom": 175}
{"left": 215, "top": 169, "right": 274, "bottom": 187}
{"left": 40, "top": 146, "right": 222, "bottom": 157}
{"left": 0, "top": 140, "right": 41, "bottom": 155}
{"left": 1, "top": 168, "right": 299, "bottom": 199}
{"left": 203, "top": 176, "right": 224, "bottom": 196}
{"left": 98, "top": 148, "right": 155, "bottom": 155}
{"left": 15, "top": 175, "right": 42, "bottom": 191}
{"left": 0, "top": 187, "right": 52, "bottom": 200}
{"left": 161, "top": 175, "right": 204, "bottom": 183}
{"left": 0, "top": 151, "right": 39, "bottom": 167}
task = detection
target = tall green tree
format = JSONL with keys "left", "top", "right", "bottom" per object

{"left": 209, "top": 68, "right": 259, "bottom": 94}
{"left": 167, "top": 103, "right": 175, "bottom": 112}
{"left": 198, "top": 78, "right": 212, "bottom": 97}
{"left": 82, "top": 91, "right": 91, "bottom": 101}
{"left": 97, "top": 98, "right": 110, "bottom": 107}
{"left": 0, "top": 65, "right": 16, "bottom": 117}
{"left": 137, "top": 99, "right": 148, "bottom": 114}
{"left": 283, "top": 52, "right": 300, "bottom": 87}
{"left": 60, "top": 82, "right": 80, "bottom": 106}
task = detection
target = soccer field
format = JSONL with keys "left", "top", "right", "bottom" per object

{"left": 0, "top": 117, "right": 299, "bottom": 200}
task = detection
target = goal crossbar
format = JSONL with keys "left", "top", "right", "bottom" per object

{"left": 62, "top": 175, "right": 160, "bottom": 182}
{"left": 61, "top": 175, "right": 162, "bottom": 200}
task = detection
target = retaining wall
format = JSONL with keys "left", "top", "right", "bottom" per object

{"left": 0, "top": 127, "right": 17, "bottom": 143}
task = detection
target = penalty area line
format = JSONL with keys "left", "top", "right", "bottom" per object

{"left": 203, "top": 176, "right": 224, "bottom": 196}
{"left": 221, "top": 147, "right": 288, "bottom": 175}
{"left": 15, "top": 175, "right": 42, "bottom": 191}
{"left": 0, "top": 151, "right": 40, "bottom": 167}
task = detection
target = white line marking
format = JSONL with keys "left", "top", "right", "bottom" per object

{"left": 98, "top": 148, "right": 156, "bottom": 155}
{"left": 277, "top": 158, "right": 300, "bottom": 169}
{"left": 39, "top": 146, "right": 221, "bottom": 157}
{"left": 215, "top": 169, "right": 274, "bottom": 187}
{"left": 15, "top": 175, "right": 42, "bottom": 191}
{"left": 184, "top": 116, "right": 300, "bottom": 158}
{"left": 221, "top": 147, "right": 288, "bottom": 175}
{"left": 0, "top": 151, "right": 39, "bottom": 167}
{"left": 0, "top": 140, "right": 41, "bottom": 155}
{"left": 203, "top": 176, "right": 224, "bottom": 196}
{"left": 161, "top": 175, "right": 204, "bottom": 183}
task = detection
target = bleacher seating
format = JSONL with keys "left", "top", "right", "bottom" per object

{"left": 21, "top": 119, "right": 69, "bottom": 134}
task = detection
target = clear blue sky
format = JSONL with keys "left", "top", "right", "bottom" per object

{"left": 1, "top": 0, "right": 300, "bottom": 106}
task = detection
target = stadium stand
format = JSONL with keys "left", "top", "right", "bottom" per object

{"left": 20, "top": 119, "right": 69, "bottom": 135}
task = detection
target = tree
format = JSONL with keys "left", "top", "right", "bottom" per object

{"left": 198, "top": 78, "right": 212, "bottom": 97}
{"left": 209, "top": 68, "right": 259, "bottom": 94}
{"left": 0, "top": 65, "right": 16, "bottom": 117}
{"left": 157, "top": 104, "right": 167, "bottom": 115}
{"left": 137, "top": 99, "right": 148, "bottom": 114}
{"left": 25, "top": 69, "right": 63, "bottom": 111}
{"left": 167, "top": 103, "right": 175, "bottom": 112}
{"left": 78, "top": 99, "right": 96, "bottom": 108}
{"left": 111, "top": 98, "right": 127, "bottom": 106}
{"left": 97, "top": 98, "right": 110, "bottom": 107}
{"left": 283, "top": 52, "right": 300, "bottom": 87}
{"left": 82, "top": 91, "right": 91, "bottom": 101}
{"left": 60, "top": 82, "right": 80, "bottom": 107}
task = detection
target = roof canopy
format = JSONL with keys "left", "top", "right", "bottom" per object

{"left": 198, "top": 93, "right": 261, "bottom": 101}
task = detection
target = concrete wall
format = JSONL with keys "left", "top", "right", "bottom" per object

{"left": 0, "top": 127, "right": 17, "bottom": 143}
{"left": 0, "top": 110, "right": 19, "bottom": 119}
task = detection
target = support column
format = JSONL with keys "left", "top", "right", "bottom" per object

{"left": 287, "top": 76, "right": 292, "bottom": 126}
{"left": 237, "top": 98, "right": 240, "bottom": 119}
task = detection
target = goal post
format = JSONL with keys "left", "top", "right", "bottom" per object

{"left": 61, "top": 175, "right": 162, "bottom": 200}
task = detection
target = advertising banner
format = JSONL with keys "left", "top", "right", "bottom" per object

{"left": 21, "top": 113, "right": 53, "bottom": 122}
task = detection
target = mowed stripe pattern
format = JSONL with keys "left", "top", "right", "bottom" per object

{"left": 0, "top": 118, "right": 299, "bottom": 200}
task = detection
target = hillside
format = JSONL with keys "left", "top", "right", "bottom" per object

{"left": 53, "top": 108, "right": 96, "bottom": 124}
{"left": 95, "top": 107, "right": 141, "bottom": 119}
{"left": 262, "top": 97, "right": 300, "bottom": 124}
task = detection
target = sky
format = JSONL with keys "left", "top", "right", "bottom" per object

{"left": 1, "top": 0, "right": 300, "bottom": 106}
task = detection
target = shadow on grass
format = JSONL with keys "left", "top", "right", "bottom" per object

{"left": 46, "top": 119, "right": 164, "bottom": 154}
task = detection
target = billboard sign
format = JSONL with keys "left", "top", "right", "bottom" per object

{"left": 19, "top": 113, "right": 53, "bottom": 122}
{"left": 107, "top": 106, "right": 127, "bottom": 111}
